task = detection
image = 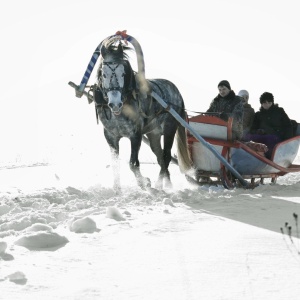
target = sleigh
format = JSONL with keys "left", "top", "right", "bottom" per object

{"left": 186, "top": 114, "right": 300, "bottom": 189}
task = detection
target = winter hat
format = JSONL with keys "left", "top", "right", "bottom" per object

{"left": 238, "top": 90, "right": 249, "bottom": 98}
{"left": 218, "top": 80, "right": 231, "bottom": 90}
{"left": 260, "top": 92, "right": 274, "bottom": 104}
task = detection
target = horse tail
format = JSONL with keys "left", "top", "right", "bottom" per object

{"left": 175, "top": 110, "right": 193, "bottom": 173}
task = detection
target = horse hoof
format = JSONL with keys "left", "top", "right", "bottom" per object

{"left": 145, "top": 177, "right": 151, "bottom": 187}
{"left": 113, "top": 184, "right": 122, "bottom": 194}
{"left": 137, "top": 177, "right": 151, "bottom": 190}
{"left": 114, "top": 189, "right": 122, "bottom": 195}
{"left": 164, "top": 181, "right": 173, "bottom": 189}
{"left": 155, "top": 181, "right": 163, "bottom": 190}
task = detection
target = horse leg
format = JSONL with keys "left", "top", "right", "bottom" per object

{"left": 161, "top": 121, "right": 177, "bottom": 188}
{"left": 146, "top": 132, "right": 166, "bottom": 189}
{"left": 104, "top": 130, "right": 121, "bottom": 192}
{"left": 110, "top": 147, "right": 121, "bottom": 192}
{"left": 129, "top": 135, "right": 151, "bottom": 189}
{"left": 161, "top": 131, "right": 176, "bottom": 189}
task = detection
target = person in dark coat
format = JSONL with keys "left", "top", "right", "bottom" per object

{"left": 245, "top": 92, "right": 293, "bottom": 159}
{"left": 207, "top": 80, "right": 244, "bottom": 140}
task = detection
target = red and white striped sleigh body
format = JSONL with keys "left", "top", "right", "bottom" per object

{"left": 187, "top": 114, "right": 300, "bottom": 188}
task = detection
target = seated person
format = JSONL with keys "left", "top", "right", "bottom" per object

{"left": 237, "top": 90, "right": 255, "bottom": 138}
{"left": 207, "top": 80, "right": 244, "bottom": 140}
{"left": 198, "top": 80, "right": 243, "bottom": 183}
{"left": 245, "top": 92, "right": 293, "bottom": 159}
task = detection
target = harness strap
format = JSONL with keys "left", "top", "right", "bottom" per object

{"left": 95, "top": 106, "right": 99, "bottom": 124}
{"left": 137, "top": 94, "right": 153, "bottom": 119}
{"left": 165, "top": 105, "right": 171, "bottom": 111}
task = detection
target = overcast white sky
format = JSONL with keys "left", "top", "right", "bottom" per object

{"left": 1, "top": 0, "right": 300, "bottom": 162}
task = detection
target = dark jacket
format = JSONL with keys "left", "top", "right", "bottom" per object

{"left": 207, "top": 90, "right": 244, "bottom": 140}
{"left": 250, "top": 104, "right": 293, "bottom": 140}
{"left": 243, "top": 103, "right": 255, "bottom": 134}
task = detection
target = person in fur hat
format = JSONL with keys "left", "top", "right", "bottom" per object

{"left": 245, "top": 92, "right": 293, "bottom": 159}
{"left": 207, "top": 80, "right": 244, "bottom": 140}
{"left": 237, "top": 89, "right": 255, "bottom": 138}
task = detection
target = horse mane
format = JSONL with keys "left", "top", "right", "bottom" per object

{"left": 100, "top": 39, "right": 132, "bottom": 66}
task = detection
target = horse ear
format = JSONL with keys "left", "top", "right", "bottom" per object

{"left": 117, "top": 42, "right": 123, "bottom": 55}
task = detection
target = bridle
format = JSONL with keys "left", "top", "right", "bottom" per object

{"left": 100, "top": 61, "right": 125, "bottom": 99}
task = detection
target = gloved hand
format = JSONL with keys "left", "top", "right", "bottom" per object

{"left": 257, "top": 128, "right": 266, "bottom": 135}
{"left": 219, "top": 112, "right": 228, "bottom": 121}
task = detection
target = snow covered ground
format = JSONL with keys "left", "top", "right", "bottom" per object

{"left": 1, "top": 151, "right": 300, "bottom": 300}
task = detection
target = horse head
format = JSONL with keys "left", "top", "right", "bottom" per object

{"left": 97, "top": 40, "right": 136, "bottom": 115}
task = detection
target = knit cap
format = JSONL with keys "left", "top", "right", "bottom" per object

{"left": 218, "top": 80, "right": 231, "bottom": 90}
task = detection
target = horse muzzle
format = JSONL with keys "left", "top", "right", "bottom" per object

{"left": 107, "top": 90, "right": 123, "bottom": 115}
{"left": 109, "top": 103, "right": 123, "bottom": 115}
